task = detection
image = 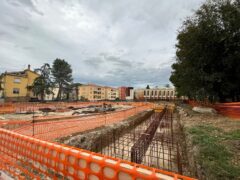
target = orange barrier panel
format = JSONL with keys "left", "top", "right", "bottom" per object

{"left": 214, "top": 104, "right": 240, "bottom": 119}
{"left": 186, "top": 100, "right": 240, "bottom": 120}
{"left": 0, "top": 128, "right": 196, "bottom": 180}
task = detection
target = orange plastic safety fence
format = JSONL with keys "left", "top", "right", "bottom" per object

{"left": 214, "top": 103, "right": 240, "bottom": 119}
{"left": 186, "top": 100, "right": 240, "bottom": 119}
{"left": 0, "top": 128, "right": 196, "bottom": 180}
{"left": 0, "top": 101, "right": 152, "bottom": 114}
{"left": 11, "top": 105, "right": 153, "bottom": 141}
{"left": 0, "top": 103, "right": 15, "bottom": 114}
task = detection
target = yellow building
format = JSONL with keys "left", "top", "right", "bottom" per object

{"left": 78, "top": 84, "right": 119, "bottom": 101}
{"left": 0, "top": 65, "right": 39, "bottom": 102}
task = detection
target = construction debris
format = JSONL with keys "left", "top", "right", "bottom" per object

{"left": 192, "top": 106, "right": 217, "bottom": 114}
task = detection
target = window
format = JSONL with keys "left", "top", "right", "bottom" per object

{"left": 14, "top": 78, "right": 21, "bottom": 83}
{"left": 163, "top": 91, "right": 165, "bottom": 96}
{"left": 13, "top": 88, "right": 20, "bottom": 94}
{"left": 144, "top": 91, "right": 146, "bottom": 96}
{"left": 155, "top": 91, "right": 157, "bottom": 95}
{"left": 159, "top": 91, "right": 161, "bottom": 96}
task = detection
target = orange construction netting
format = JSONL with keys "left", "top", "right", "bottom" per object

{"left": 1, "top": 103, "right": 153, "bottom": 141}
{"left": 0, "top": 101, "right": 149, "bottom": 114}
{"left": 187, "top": 100, "right": 240, "bottom": 119}
{"left": 0, "top": 128, "right": 196, "bottom": 180}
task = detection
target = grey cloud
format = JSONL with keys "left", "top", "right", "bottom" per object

{"left": 104, "top": 56, "right": 132, "bottom": 68}
{"left": 7, "top": 23, "right": 29, "bottom": 32}
{"left": 83, "top": 57, "right": 104, "bottom": 68}
{"left": 7, "top": 0, "right": 44, "bottom": 15}
{"left": 23, "top": 46, "right": 34, "bottom": 50}
{"left": 0, "top": 0, "right": 205, "bottom": 87}
{"left": 79, "top": 55, "right": 172, "bottom": 87}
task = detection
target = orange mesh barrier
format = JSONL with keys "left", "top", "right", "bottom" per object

{"left": 0, "top": 101, "right": 151, "bottom": 114}
{"left": 0, "top": 103, "right": 15, "bottom": 114}
{"left": 214, "top": 103, "right": 240, "bottom": 119}
{"left": 0, "top": 128, "right": 196, "bottom": 180}
{"left": 186, "top": 100, "right": 240, "bottom": 119}
{"left": 0, "top": 103, "right": 153, "bottom": 141}
{"left": 10, "top": 105, "right": 152, "bottom": 141}
{"left": 186, "top": 100, "right": 213, "bottom": 108}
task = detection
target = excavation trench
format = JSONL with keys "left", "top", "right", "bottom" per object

{"left": 60, "top": 109, "right": 184, "bottom": 174}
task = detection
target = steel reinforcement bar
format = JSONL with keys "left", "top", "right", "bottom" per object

{"left": 0, "top": 128, "right": 196, "bottom": 180}
{"left": 131, "top": 108, "right": 166, "bottom": 164}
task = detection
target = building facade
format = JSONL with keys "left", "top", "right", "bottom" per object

{"left": 119, "top": 87, "right": 134, "bottom": 100}
{"left": 0, "top": 65, "right": 39, "bottom": 102}
{"left": 77, "top": 84, "right": 119, "bottom": 101}
{"left": 134, "top": 87, "right": 177, "bottom": 100}
{"left": 106, "top": 87, "right": 119, "bottom": 101}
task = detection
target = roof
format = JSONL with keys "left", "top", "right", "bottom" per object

{"left": 1, "top": 69, "right": 39, "bottom": 78}
{"left": 135, "top": 87, "right": 175, "bottom": 91}
{"left": 1, "top": 70, "right": 27, "bottom": 77}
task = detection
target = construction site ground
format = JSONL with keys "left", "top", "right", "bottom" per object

{"left": 0, "top": 102, "right": 197, "bottom": 180}
{"left": 58, "top": 104, "right": 185, "bottom": 176}
{"left": 0, "top": 104, "right": 132, "bottom": 121}
{"left": 177, "top": 103, "right": 240, "bottom": 180}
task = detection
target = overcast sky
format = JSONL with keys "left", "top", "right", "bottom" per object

{"left": 0, "top": 0, "right": 204, "bottom": 87}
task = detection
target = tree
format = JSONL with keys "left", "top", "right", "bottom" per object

{"left": 146, "top": 85, "right": 150, "bottom": 89}
{"left": 52, "top": 59, "right": 73, "bottom": 100}
{"left": 63, "top": 83, "right": 79, "bottom": 100}
{"left": 32, "top": 63, "right": 53, "bottom": 101}
{"left": 165, "top": 84, "right": 170, "bottom": 88}
{"left": 170, "top": 0, "right": 240, "bottom": 102}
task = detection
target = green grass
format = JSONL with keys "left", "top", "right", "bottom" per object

{"left": 188, "top": 125, "right": 240, "bottom": 179}
{"left": 225, "top": 129, "right": 240, "bottom": 140}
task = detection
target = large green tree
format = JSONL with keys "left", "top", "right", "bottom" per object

{"left": 170, "top": 0, "right": 240, "bottom": 102}
{"left": 32, "top": 63, "right": 53, "bottom": 101}
{"left": 52, "top": 59, "right": 73, "bottom": 100}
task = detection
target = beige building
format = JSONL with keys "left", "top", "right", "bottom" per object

{"left": 134, "top": 87, "right": 177, "bottom": 100}
{"left": 106, "top": 87, "right": 119, "bottom": 100}
{"left": 134, "top": 89, "right": 145, "bottom": 100}
{"left": 77, "top": 84, "right": 120, "bottom": 101}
